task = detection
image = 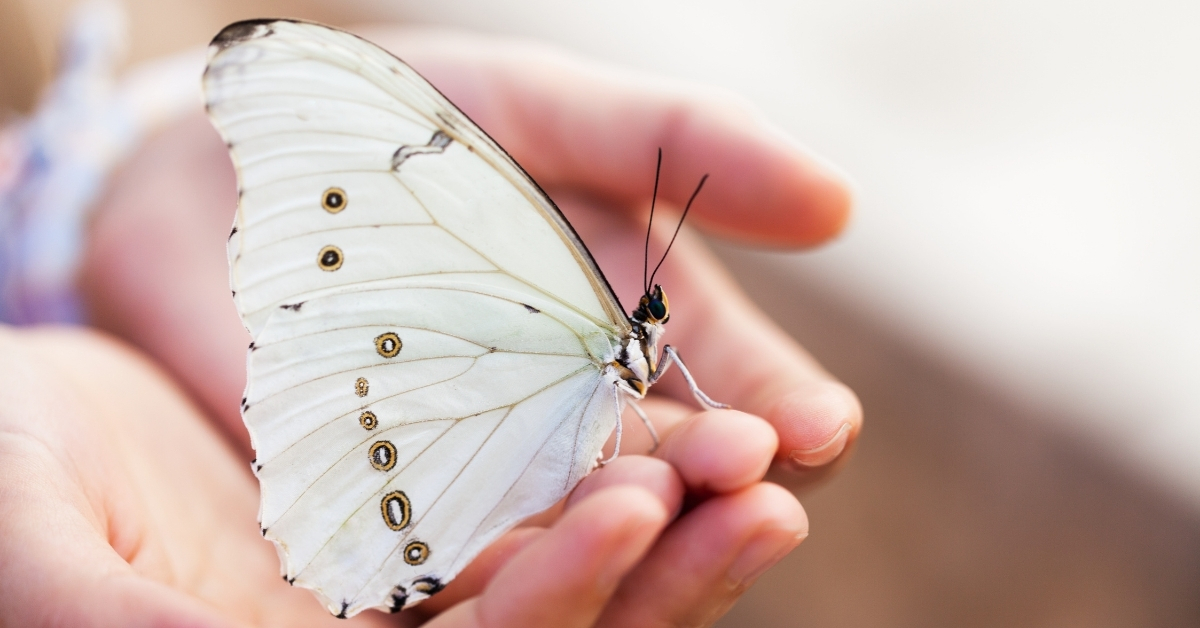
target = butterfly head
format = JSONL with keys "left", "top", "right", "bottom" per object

{"left": 634, "top": 285, "right": 670, "bottom": 325}
{"left": 621, "top": 285, "right": 670, "bottom": 392}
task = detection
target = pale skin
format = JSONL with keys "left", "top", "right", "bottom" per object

{"left": 0, "top": 27, "right": 862, "bottom": 628}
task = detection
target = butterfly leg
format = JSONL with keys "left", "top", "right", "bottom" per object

{"left": 650, "top": 346, "right": 731, "bottom": 410}
{"left": 599, "top": 388, "right": 624, "bottom": 467}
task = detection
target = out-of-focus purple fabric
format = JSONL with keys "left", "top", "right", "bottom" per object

{"left": 0, "top": 0, "right": 202, "bottom": 325}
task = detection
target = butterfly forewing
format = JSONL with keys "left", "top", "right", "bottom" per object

{"left": 206, "top": 20, "right": 626, "bottom": 616}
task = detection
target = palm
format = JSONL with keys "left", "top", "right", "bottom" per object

{"left": 0, "top": 329, "right": 394, "bottom": 628}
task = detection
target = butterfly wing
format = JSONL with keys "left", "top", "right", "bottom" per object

{"left": 204, "top": 19, "right": 629, "bottom": 616}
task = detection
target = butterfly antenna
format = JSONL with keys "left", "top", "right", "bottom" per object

{"left": 648, "top": 173, "right": 708, "bottom": 289}
{"left": 644, "top": 148, "right": 663, "bottom": 295}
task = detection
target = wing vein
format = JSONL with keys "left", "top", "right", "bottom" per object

{"left": 348, "top": 366, "right": 595, "bottom": 600}
{"left": 446, "top": 374, "right": 606, "bottom": 571}
{"left": 296, "top": 364, "right": 592, "bottom": 588}
{"left": 394, "top": 176, "right": 616, "bottom": 331}
{"left": 259, "top": 356, "right": 479, "bottom": 469}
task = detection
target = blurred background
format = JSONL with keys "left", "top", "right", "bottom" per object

{"left": 3, "top": 0, "right": 1198, "bottom": 625}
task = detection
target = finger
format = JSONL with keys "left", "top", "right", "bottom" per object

{"left": 653, "top": 409, "right": 777, "bottom": 495}
{"left": 596, "top": 483, "right": 807, "bottom": 628}
{"left": 430, "top": 486, "right": 669, "bottom": 628}
{"left": 366, "top": 27, "right": 853, "bottom": 247}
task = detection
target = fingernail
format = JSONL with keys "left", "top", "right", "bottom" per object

{"left": 727, "top": 530, "right": 805, "bottom": 587}
{"left": 789, "top": 422, "right": 850, "bottom": 468}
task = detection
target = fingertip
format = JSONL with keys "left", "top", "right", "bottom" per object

{"left": 715, "top": 483, "right": 809, "bottom": 587}
{"left": 569, "top": 455, "right": 685, "bottom": 519}
{"left": 786, "top": 159, "right": 855, "bottom": 247}
{"left": 725, "top": 484, "right": 809, "bottom": 588}
{"left": 769, "top": 381, "right": 862, "bottom": 469}
{"left": 766, "top": 124, "right": 857, "bottom": 245}
{"left": 682, "top": 115, "right": 855, "bottom": 247}
{"left": 697, "top": 480, "right": 809, "bottom": 539}
{"left": 657, "top": 409, "right": 777, "bottom": 494}
{"left": 590, "top": 484, "right": 673, "bottom": 537}
{"left": 752, "top": 481, "right": 810, "bottom": 536}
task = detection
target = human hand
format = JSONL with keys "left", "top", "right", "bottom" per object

{"left": 80, "top": 25, "right": 860, "bottom": 626}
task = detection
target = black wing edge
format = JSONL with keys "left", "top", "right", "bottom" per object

{"left": 210, "top": 18, "right": 297, "bottom": 49}
{"left": 207, "top": 17, "right": 627, "bottom": 320}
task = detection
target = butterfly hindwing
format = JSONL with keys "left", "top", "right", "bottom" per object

{"left": 206, "top": 20, "right": 627, "bottom": 616}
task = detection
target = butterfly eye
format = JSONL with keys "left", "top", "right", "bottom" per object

{"left": 648, "top": 298, "right": 667, "bottom": 321}
{"left": 359, "top": 410, "right": 378, "bottom": 430}
{"left": 321, "top": 187, "right": 347, "bottom": 213}
{"left": 318, "top": 245, "right": 343, "bottom": 271}
{"left": 404, "top": 541, "right": 430, "bottom": 565}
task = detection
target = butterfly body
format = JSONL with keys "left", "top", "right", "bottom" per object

{"left": 205, "top": 19, "right": 715, "bottom": 618}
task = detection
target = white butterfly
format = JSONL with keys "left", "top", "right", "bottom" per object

{"left": 204, "top": 19, "right": 724, "bottom": 618}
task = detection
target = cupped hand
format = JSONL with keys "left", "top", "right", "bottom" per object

{"left": 79, "top": 24, "right": 859, "bottom": 626}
